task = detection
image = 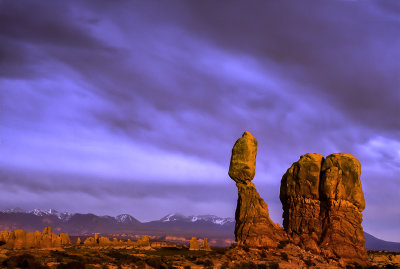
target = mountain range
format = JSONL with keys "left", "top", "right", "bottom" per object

{"left": 0, "top": 208, "right": 398, "bottom": 251}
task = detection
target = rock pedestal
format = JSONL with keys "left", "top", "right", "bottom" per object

{"left": 229, "top": 131, "right": 286, "bottom": 248}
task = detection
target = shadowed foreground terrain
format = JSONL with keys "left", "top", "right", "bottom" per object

{"left": 0, "top": 242, "right": 399, "bottom": 268}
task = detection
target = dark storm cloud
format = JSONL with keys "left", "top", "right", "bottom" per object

{"left": 0, "top": 1, "right": 113, "bottom": 79}
{"left": 0, "top": 0, "right": 399, "bottom": 240}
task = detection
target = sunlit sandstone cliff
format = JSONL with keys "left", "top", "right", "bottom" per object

{"left": 0, "top": 227, "right": 70, "bottom": 249}
{"left": 229, "top": 131, "right": 368, "bottom": 266}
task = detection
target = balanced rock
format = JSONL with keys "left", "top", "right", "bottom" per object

{"left": 228, "top": 131, "right": 257, "bottom": 183}
{"left": 229, "top": 131, "right": 286, "bottom": 247}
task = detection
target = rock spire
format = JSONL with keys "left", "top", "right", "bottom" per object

{"left": 228, "top": 131, "right": 286, "bottom": 247}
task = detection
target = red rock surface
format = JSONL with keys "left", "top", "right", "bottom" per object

{"left": 229, "top": 131, "right": 286, "bottom": 248}
{"left": 280, "top": 152, "right": 368, "bottom": 266}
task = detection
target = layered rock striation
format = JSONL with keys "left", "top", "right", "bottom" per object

{"left": 228, "top": 131, "right": 286, "bottom": 248}
{"left": 280, "top": 153, "right": 368, "bottom": 265}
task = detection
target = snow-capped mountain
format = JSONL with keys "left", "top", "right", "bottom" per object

{"left": 160, "top": 213, "right": 234, "bottom": 226}
{"left": 0, "top": 208, "right": 138, "bottom": 224}
{"left": 2, "top": 207, "right": 25, "bottom": 213}
{"left": 116, "top": 214, "right": 139, "bottom": 224}
{"left": 29, "top": 209, "right": 72, "bottom": 221}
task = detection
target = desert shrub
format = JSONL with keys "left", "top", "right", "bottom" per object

{"left": 243, "top": 245, "right": 250, "bottom": 252}
{"left": 203, "top": 259, "right": 214, "bottom": 268}
{"left": 136, "top": 260, "right": 146, "bottom": 269}
{"left": 277, "top": 240, "right": 290, "bottom": 249}
{"left": 146, "top": 257, "right": 167, "bottom": 269}
{"left": 106, "top": 249, "right": 141, "bottom": 265}
{"left": 213, "top": 247, "right": 228, "bottom": 255}
{"left": 2, "top": 254, "right": 47, "bottom": 269}
{"left": 303, "top": 258, "right": 315, "bottom": 267}
{"left": 220, "top": 261, "right": 230, "bottom": 269}
{"left": 281, "top": 252, "right": 289, "bottom": 261}
{"left": 260, "top": 249, "right": 267, "bottom": 259}
{"left": 384, "top": 265, "right": 397, "bottom": 269}
{"left": 183, "top": 265, "right": 191, "bottom": 269}
{"left": 57, "top": 261, "right": 85, "bottom": 269}
{"left": 232, "top": 262, "right": 258, "bottom": 269}
{"left": 185, "top": 255, "right": 197, "bottom": 261}
{"left": 194, "top": 258, "right": 213, "bottom": 268}
{"left": 265, "top": 263, "right": 279, "bottom": 269}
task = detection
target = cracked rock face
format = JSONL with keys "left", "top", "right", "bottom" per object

{"left": 280, "top": 153, "right": 324, "bottom": 252}
{"left": 280, "top": 153, "right": 368, "bottom": 265}
{"left": 229, "top": 131, "right": 286, "bottom": 247}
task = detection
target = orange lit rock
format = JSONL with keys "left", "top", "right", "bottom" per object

{"left": 281, "top": 153, "right": 368, "bottom": 265}
{"left": 136, "top": 235, "right": 150, "bottom": 247}
{"left": 189, "top": 237, "right": 200, "bottom": 251}
{"left": 229, "top": 131, "right": 286, "bottom": 248}
{"left": 319, "top": 153, "right": 367, "bottom": 265}
{"left": 280, "top": 153, "right": 324, "bottom": 252}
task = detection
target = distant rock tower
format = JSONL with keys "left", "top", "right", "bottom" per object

{"left": 189, "top": 237, "right": 200, "bottom": 251}
{"left": 201, "top": 238, "right": 212, "bottom": 251}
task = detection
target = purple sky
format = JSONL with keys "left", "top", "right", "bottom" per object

{"left": 0, "top": 1, "right": 399, "bottom": 241}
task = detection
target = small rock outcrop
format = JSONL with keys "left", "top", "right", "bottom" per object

{"left": 189, "top": 237, "right": 200, "bottom": 251}
{"left": 228, "top": 131, "right": 286, "bottom": 247}
{"left": 83, "top": 237, "right": 97, "bottom": 246}
{"left": 280, "top": 153, "right": 368, "bottom": 265}
{"left": 136, "top": 235, "right": 150, "bottom": 247}
{"left": 201, "top": 238, "right": 212, "bottom": 251}
{"left": 99, "top": 236, "right": 112, "bottom": 246}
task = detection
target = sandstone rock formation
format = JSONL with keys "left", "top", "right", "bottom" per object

{"left": 136, "top": 235, "right": 150, "bottom": 247}
{"left": 99, "top": 236, "right": 112, "bottom": 246}
{"left": 319, "top": 153, "right": 367, "bottom": 264}
{"left": 280, "top": 153, "right": 324, "bottom": 252}
{"left": 0, "top": 227, "right": 70, "bottom": 249}
{"left": 83, "top": 237, "right": 97, "bottom": 245}
{"left": 201, "top": 238, "right": 212, "bottom": 251}
{"left": 229, "top": 131, "right": 286, "bottom": 248}
{"left": 76, "top": 237, "right": 81, "bottom": 245}
{"left": 280, "top": 153, "right": 368, "bottom": 265}
{"left": 228, "top": 131, "right": 369, "bottom": 266}
{"left": 189, "top": 237, "right": 200, "bottom": 251}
